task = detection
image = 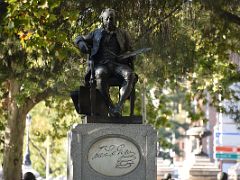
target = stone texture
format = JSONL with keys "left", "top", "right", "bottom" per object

{"left": 67, "top": 123, "right": 157, "bottom": 180}
{"left": 188, "top": 155, "right": 220, "bottom": 180}
{"left": 84, "top": 115, "right": 142, "bottom": 124}
{"left": 156, "top": 158, "right": 175, "bottom": 180}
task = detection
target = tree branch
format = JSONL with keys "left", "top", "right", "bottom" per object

{"left": 0, "top": 0, "right": 8, "bottom": 21}
{"left": 135, "top": 0, "right": 187, "bottom": 42}
{"left": 22, "top": 87, "right": 58, "bottom": 114}
{"left": 30, "top": 139, "right": 46, "bottom": 163}
{"left": 215, "top": 9, "right": 240, "bottom": 26}
{"left": 201, "top": 0, "right": 240, "bottom": 26}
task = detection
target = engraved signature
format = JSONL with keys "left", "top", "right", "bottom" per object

{"left": 91, "top": 144, "right": 137, "bottom": 168}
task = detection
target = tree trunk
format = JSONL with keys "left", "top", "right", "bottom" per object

{"left": 3, "top": 79, "right": 26, "bottom": 180}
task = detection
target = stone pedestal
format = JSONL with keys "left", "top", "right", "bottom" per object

{"left": 67, "top": 123, "right": 157, "bottom": 180}
{"left": 84, "top": 116, "right": 142, "bottom": 124}
{"left": 189, "top": 155, "right": 220, "bottom": 180}
{"left": 185, "top": 126, "right": 219, "bottom": 180}
{"left": 156, "top": 158, "right": 175, "bottom": 180}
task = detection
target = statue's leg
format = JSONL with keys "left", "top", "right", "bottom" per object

{"left": 95, "top": 65, "right": 113, "bottom": 109}
{"left": 113, "top": 64, "right": 135, "bottom": 115}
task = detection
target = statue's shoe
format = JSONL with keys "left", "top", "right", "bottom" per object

{"left": 112, "top": 105, "right": 122, "bottom": 117}
{"left": 108, "top": 107, "right": 116, "bottom": 117}
{"left": 109, "top": 105, "right": 122, "bottom": 117}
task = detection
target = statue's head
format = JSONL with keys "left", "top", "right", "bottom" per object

{"left": 100, "top": 8, "right": 116, "bottom": 31}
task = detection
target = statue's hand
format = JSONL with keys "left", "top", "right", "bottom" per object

{"left": 78, "top": 41, "right": 89, "bottom": 54}
{"left": 74, "top": 36, "right": 90, "bottom": 54}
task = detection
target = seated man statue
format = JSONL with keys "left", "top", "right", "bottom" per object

{"left": 74, "top": 8, "right": 135, "bottom": 117}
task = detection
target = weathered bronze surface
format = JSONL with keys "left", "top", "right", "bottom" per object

{"left": 74, "top": 8, "right": 137, "bottom": 117}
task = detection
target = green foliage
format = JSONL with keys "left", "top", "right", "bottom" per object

{"left": 1, "top": 0, "right": 240, "bottom": 176}
{"left": 25, "top": 102, "right": 79, "bottom": 177}
{"left": 0, "top": 1, "right": 85, "bottom": 177}
{"left": 157, "top": 119, "right": 189, "bottom": 159}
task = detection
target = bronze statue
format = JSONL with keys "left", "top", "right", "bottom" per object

{"left": 74, "top": 8, "right": 136, "bottom": 117}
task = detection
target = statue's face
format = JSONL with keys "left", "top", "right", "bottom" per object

{"left": 102, "top": 11, "right": 116, "bottom": 31}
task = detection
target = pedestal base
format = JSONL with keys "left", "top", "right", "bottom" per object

{"left": 189, "top": 155, "right": 220, "bottom": 180}
{"left": 156, "top": 158, "right": 175, "bottom": 180}
{"left": 84, "top": 115, "right": 142, "bottom": 124}
{"left": 67, "top": 123, "right": 157, "bottom": 180}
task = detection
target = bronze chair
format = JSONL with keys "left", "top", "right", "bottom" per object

{"left": 70, "top": 60, "right": 138, "bottom": 117}
{"left": 103, "top": 72, "right": 138, "bottom": 116}
{"left": 84, "top": 58, "right": 138, "bottom": 116}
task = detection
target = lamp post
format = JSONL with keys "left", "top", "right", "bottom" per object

{"left": 23, "top": 114, "right": 32, "bottom": 166}
{"left": 22, "top": 114, "right": 41, "bottom": 178}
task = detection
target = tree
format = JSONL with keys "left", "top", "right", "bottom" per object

{"left": 24, "top": 102, "right": 79, "bottom": 177}
{"left": 0, "top": 0, "right": 84, "bottom": 179}
{"left": 1, "top": 0, "right": 240, "bottom": 179}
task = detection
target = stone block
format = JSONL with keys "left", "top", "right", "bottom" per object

{"left": 188, "top": 156, "right": 220, "bottom": 180}
{"left": 67, "top": 123, "right": 157, "bottom": 180}
{"left": 84, "top": 116, "right": 143, "bottom": 124}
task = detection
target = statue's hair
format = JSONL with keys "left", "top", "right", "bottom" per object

{"left": 99, "top": 8, "right": 116, "bottom": 19}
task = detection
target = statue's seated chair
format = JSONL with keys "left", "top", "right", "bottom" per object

{"left": 71, "top": 57, "right": 138, "bottom": 117}
{"left": 105, "top": 73, "right": 138, "bottom": 116}
{"left": 88, "top": 59, "right": 138, "bottom": 116}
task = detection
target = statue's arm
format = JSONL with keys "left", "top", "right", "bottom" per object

{"left": 74, "top": 31, "right": 94, "bottom": 54}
